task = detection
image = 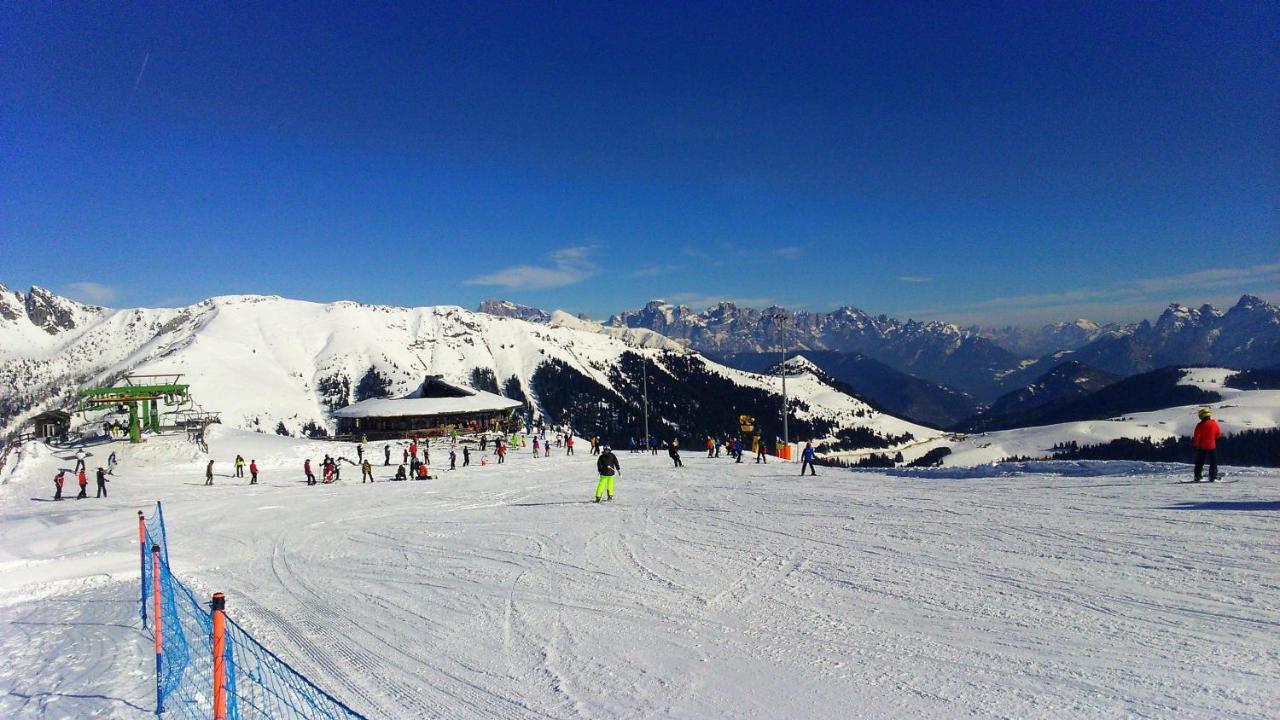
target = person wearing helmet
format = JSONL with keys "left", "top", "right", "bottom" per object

{"left": 1192, "top": 408, "right": 1222, "bottom": 482}
{"left": 595, "top": 446, "right": 620, "bottom": 502}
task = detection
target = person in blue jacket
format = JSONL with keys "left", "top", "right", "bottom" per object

{"left": 800, "top": 442, "right": 817, "bottom": 476}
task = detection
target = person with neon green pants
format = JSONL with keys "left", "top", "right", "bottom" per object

{"left": 595, "top": 446, "right": 620, "bottom": 502}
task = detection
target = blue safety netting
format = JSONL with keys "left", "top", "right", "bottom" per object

{"left": 140, "top": 502, "right": 366, "bottom": 718}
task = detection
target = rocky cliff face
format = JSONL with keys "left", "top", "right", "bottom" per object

{"left": 609, "top": 300, "right": 1022, "bottom": 400}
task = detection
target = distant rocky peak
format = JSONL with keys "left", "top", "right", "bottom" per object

{"left": 476, "top": 300, "right": 551, "bottom": 323}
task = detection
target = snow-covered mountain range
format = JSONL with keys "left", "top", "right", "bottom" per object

{"left": 0, "top": 285, "right": 934, "bottom": 454}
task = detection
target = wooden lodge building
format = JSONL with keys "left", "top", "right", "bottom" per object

{"left": 332, "top": 375, "right": 522, "bottom": 439}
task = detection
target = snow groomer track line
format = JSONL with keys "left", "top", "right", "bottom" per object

{"left": 139, "top": 502, "right": 368, "bottom": 719}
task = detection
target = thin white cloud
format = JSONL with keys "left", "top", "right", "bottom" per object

{"left": 896, "top": 276, "right": 932, "bottom": 284}
{"left": 628, "top": 264, "right": 679, "bottom": 278}
{"left": 65, "top": 282, "right": 120, "bottom": 305}
{"left": 465, "top": 245, "right": 597, "bottom": 290}
{"left": 953, "top": 263, "right": 1280, "bottom": 313}
{"left": 772, "top": 246, "right": 803, "bottom": 259}
{"left": 897, "top": 262, "right": 1280, "bottom": 326}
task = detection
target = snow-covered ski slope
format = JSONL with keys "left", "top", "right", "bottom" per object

{"left": 891, "top": 367, "right": 1280, "bottom": 467}
{"left": 0, "top": 293, "right": 934, "bottom": 451}
{"left": 2, "top": 427, "right": 1277, "bottom": 718}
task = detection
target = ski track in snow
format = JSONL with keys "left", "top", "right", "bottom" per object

{"left": 1, "top": 427, "right": 1278, "bottom": 718}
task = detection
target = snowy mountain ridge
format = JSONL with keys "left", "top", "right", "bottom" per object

{"left": 0, "top": 287, "right": 935, "bottom": 453}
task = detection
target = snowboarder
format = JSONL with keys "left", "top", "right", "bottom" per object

{"left": 361, "top": 459, "right": 374, "bottom": 483}
{"left": 449, "top": 449, "right": 456, "bottom": 470}
{"left": 96, "top": 467, "right": 108, "bottom": 497}
{"left": 53, "top": 470, "right": 65, "bottom": 501}
{"left": 74, "top": 449, "right": 87, "bottom": 473}
{"left": 108, "top": 451, "right": 118, "bottom": 475}
{"left": 304, "top": 458, "right": 316, "bottom": 486}
{"left": 1192, "top": 408, "right": 1222, "bottom": 482}
{"left": 566, "top": 436, "right": 574, "bottom": 456}
{"left": 77, "top": 468, "right": 88, "bottom": 498}
{"left": 249, "top": 459, "right": 259, "bottom": 484}
{"left": 234, "top": 455, "right": 246, "bottom": 478}
{"left": 733, "top": 437, "right": 743, "bottom": 463}
{"left": 755, "top": 437, "right": 767, "bottom": 464}
{"left": 416, "top": 463, "right": 429, "bottom": 480}
{"left": 800, "top": 442, "right": 817, "bottom": 476}
{"left": 356, "top": 444, "right": 363, "bottom": 462}
{"left": 649, "top": 436, "right": 659, "bottom": 455}
{"left": 384, "top": 444, "right": 391, "bottom": 466}
{"left": 595, "top": 446, "right": 620, "bottom": 502}
{"left": 497, "top": 442, "right": 506, "bottom": 464}
{"left": 706, "top": 437, "right": 715, "bottom": 458}
{"left": 463, "top": 446, "right": 471, "bottom": 467}
{"left": 591, "top": 436, "right": 600, "bottom": 455}
{"left": 205, "top": 460, "right": 215, "bottom": 486}
{"left": 394, "top": 464, "right": 407, "bottom": 481}
{"left": 533, "top": 436, "right": 541, "bottom": 455}
{"left": 669, "top": 438, "right": 682, "bottom": 468}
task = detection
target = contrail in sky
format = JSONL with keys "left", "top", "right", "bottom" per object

{"left": 124, "top": 51, "right": 150, "bottom": 116}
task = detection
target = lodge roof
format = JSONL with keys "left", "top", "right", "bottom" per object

{"left": 331, "top": 376, "right": 521, "bottom": 419}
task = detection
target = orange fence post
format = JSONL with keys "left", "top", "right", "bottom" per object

{"left": 152, "top": 544, "right": 163, "bottom": 714}
{"left": 212, "top": 592, "right": 228, "bottom": 720}
{"left": 138, "top": 511, "right": 147, "bottom": 628}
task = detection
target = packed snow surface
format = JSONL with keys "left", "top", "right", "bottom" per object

{"left": 1, "top": 427, "right": 1277, "bottom": 718}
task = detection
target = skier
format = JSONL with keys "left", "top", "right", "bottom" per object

{"left": 733, "top": 437, "right": 744, "bottom": 463}
{"left": 449, "top": 449, "right": 456, "bottom": 470}
{"left": 649, "top": 436, "right": 659, "bottom": 455}
{"left": 591, "top": 436, "right": 600, "bottom": 455}
{"left": 402, "top": 447, "right": 409, "bottom": 465}
{"left": 422, "top": 443, "right": 430, "bottom": 465}
{"left": 755, "top": 437, "right": 767, "bottom": 464}
{"left": 304, "top": 458, "right": 316, "bottom": 486}
{"left": 668, "top": 438, "right": 683, "bottom": 468}
{"left": 356, "top": 444, "right": 363, "bottom": 462}
{"left": 96, "top": 467, "right": 108, "bottom": 497}
{"left": 463, "top": 446, "right": 471, "bottom": 467}
{"left": 205, "top": 460, "right": 215, "bottom": 486}
{"left": 249, "top": 459, "right": 259, "bottom": 484}
{"left": 77, "top": 468, "right": 88, "bottom": 498}
{"left": 800, "top": 442, "right": 817, "bottom": 476}
{"left": 566, "top": 436, "right": 574, "bottom": 456}
{"left": 361, "top": 459, "right": 374, "bottom": 483}
{"left": 108, "top": 451, "right": 118, "bottom": 475}
{"left": 234, "top": 454, "right": 246, "bottom": 478}
{"left": 706, "top": 437, "right": 715, "bottom": 458}
{"left": 53, "top": 470, "right": 65, "bottom": 501}
{"left": 595, "top": 446, "right": 620, "bottom": 503}
{"left": 384, "top": 444, "right": 391, "bottom": 466}
{"left": 533, "top": 436, "right": 541, "bottom": 455}
{"left": 479, "top": 434, "right": 487, "bottom": 452}
{"left": 497, "top": 441, "right": 506, "bottom": 464}
{"left": 1192, "top": 408, "right": 1222, "bottom": 482}
{"left": 74, "top": 448, "right": 87, "bottom": 473}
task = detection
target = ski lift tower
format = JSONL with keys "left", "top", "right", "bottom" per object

{"left": 77, "top": 374, "right": 190, "bottom": 443}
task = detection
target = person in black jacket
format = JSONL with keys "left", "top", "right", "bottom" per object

{"left": 96, "top": 467, "right": 108, "bottom": 497}
{"left": 668, "top": 438, "right": 682, "bottom": 467}
{"left": 595, "top": 447, "right": 620, "bottom": 502}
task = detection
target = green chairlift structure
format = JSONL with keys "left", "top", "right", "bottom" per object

{"left": 77, "top": 374, "right": 191, "bottom": 444}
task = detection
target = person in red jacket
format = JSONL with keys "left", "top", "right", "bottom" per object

{"left": 76, "top": 468, "right": 88, "bottom": 499}
{"left": 1192, "top": 407, "right": 1222, "bottom": 482}
{"left": 249, "top": 459, "right": 259, "bottom": 485}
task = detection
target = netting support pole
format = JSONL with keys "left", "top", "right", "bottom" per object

{"left": 212, "top": 592, "right": 228, "bottom": 720}
{"left": 152, "top": 544, "right": 163, "bottom": 715}
{"left": 138, "top": 511, "right": 147, "bottom": 629}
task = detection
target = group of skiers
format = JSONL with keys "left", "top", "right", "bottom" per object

{"left": 51, "top": 448, "right": 117, "bottom": 500}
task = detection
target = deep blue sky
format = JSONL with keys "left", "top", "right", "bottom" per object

{"left": 3, "top": 2, "right": 1277, "bottom": 325}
